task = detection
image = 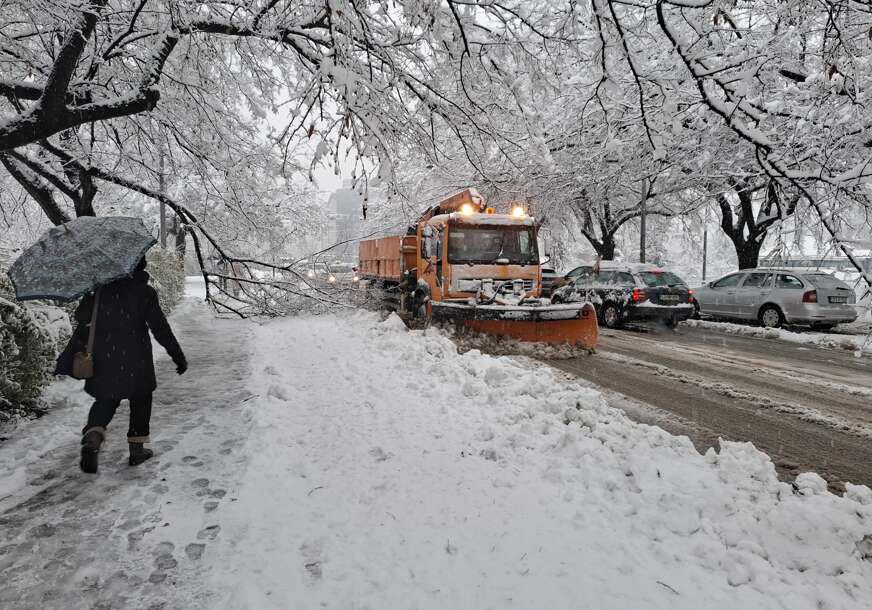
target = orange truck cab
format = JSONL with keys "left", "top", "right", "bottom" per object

{"left": 416, "top": 192, "right": 541, "bottom": 308}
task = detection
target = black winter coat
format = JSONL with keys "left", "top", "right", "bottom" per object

{"left": 60, "top": 270, "right": 185, "bottom": 400}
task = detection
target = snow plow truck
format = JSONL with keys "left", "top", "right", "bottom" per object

{"left": 358, "top": 189, "right": 598, "bottom": 348}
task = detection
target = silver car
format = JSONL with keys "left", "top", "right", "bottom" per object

{"left": 693, "top": 269, "right": 858, "bottom": 329}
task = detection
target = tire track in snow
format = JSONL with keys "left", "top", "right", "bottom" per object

{"left": 543, "top": 326, "right": 872, "bottom": 489}
{"left": 595, "top": 350, "right": 872, "bottom": 441}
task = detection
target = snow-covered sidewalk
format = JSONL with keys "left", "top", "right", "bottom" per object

{"left": 0, "top": 294, "right": 254, "bottom": 609}
{"left": 211, "top": 312, "right": 872, "bottom": 609}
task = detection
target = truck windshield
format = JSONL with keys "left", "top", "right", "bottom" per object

{"left": 447, "top": 226, "right": 539, "bottom": 265}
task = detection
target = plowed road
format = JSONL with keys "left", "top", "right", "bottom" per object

{"left": 543, "top": 325, "right": 872, "bottom": 491}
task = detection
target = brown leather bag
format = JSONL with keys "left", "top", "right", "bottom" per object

{"left": 72, "top": 289, "right": 100, "bottom": 380}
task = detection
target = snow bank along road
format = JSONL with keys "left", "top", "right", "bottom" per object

{"left": 545, "top": 324, "right": 872, "bottom": 490}
{"left": 2, "top": 303, "right": 871, "bottom": 609}
{"left": 215, "top": 313, "right": 872, "bottom": 609}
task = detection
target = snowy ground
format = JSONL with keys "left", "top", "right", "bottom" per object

{"left": 1, "top": 281, "right": 871, "bottom": 609}
{"left": 683, "top": 318, "right": 872, "bottom": 356}
{"left": 211, "top": 313, "right": 872, "bottom": 609}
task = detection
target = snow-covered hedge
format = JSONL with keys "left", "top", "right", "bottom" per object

{"left": 146, "top": 247, "right": 185, "bottom": 315}
{"left": 0, "top": 271, "right": 70, "bottom": 420}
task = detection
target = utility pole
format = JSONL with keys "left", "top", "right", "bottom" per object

{"left": 159, "top": 149, "right": 166, "bottom": 249}
{"left": 639, "top": 178, "right": 650, "bottom": 263}
{"left": 702, "top": 228, "right": 708, "bottom": 281}
{"left": 701, "top": 205, "right": 709, "bottom": 281}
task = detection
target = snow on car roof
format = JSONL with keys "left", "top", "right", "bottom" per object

{"left": 569, "top": 261, "right": 665, "bottom": 272}
{"left": 754, "top": 267, "right": 838, "bottom": 275}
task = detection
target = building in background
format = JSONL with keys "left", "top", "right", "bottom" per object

{"left": 327, "top": 180, "right": 365, "bottom": 262}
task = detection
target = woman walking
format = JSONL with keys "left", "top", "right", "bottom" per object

{"left": 63, "top": 257, "right": 188, "bottom": 473}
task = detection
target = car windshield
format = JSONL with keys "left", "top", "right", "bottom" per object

{"left": 637, "top": 271, "right": 686, "bottom": 287}
{"left": 567, "top": 266, "right": 593, "bottom": 281}
{"left": 447, "top": 226, "right": 538, "bottom": 265}
{"left": 805, "top": 273, "right": 849, "bottom": 289}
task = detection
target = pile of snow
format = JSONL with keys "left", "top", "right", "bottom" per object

{"left": 210, "top": 312, "right": 872, "bottom": 609}
{"left": 683, "top": 319, "right": 872, "bottom": 356}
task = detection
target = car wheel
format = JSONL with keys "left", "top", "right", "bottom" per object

{"left": 758, "top": 305, "right": 784, "bottom": 329}
{"left": 691, "top": 301, "right": 701, "bottom": 320}
{"left": 601, "top": 303, "right": 621, "bottom": 329}
{"left": 551, "top": 293, "right": 563, "bottom": 304}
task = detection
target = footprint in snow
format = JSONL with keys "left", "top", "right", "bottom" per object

{"left": 127, "top": 526, "right": 155, "bottom": 549}
{"left": 153, "top": 541, "right": 175, "bottom": 557}
{"left": 369, "top": 447, "right": 391, "bottom": 462}
{"left": 185, "top": 543, "right": 206, "bottom": 561}
{"left": 300, "top": 539, "right": 324, "bottom": 581}
{"left": 197, "top": 525, "right": 221, "bottom": 541}
{"left": 154, "top": 440, "right": 177, "bottom": 452}
{"left": 267, "top": 384, "right": 291, "bottom": 401}
{"left": 29, "top": 524, "right": 56, "bottom": 538}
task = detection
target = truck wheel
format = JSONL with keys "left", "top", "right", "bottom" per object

{"left": 758, "top": 305, "right": 784, "bottom": 329}
{"left": 600, "top": 303, "right": 621, "bottom": 329}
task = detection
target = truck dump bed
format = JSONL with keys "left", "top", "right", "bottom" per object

{"left": 359, "top": 235, "right": 416, "bottom": 282}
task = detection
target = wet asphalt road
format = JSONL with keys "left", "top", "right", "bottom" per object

{"left": 542, "top": 323, "right": 872, "bottom": 491}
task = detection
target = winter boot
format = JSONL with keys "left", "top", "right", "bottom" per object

{"left": 80, "top": 427, "right": 105, "bottom": 474}
{"left": 128, "top": 442, "right": 154, "bottom": 466}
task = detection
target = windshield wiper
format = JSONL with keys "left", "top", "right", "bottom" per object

{"left": 490, "top": 232, "right": 508, "bottom": 264}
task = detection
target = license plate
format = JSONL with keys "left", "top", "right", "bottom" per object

{"left": 829, "top": 296, "right": 848, "bottom": 304}
{"left": 660, "top": 295, "right": 679, "bottom": 303}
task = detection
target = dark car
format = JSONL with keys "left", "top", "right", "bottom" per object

{"left": 540, "top": 266, "right": 567, "bottom": 297}
{"left": 551, "top": 263, "right": 695, "bottom": 328}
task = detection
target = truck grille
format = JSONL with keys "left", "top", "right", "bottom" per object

{"left": 499, "top": 279, "right": 534, "bottom": 293}
{"left": 456, "top": 279, "right": 535, "bottom": 293}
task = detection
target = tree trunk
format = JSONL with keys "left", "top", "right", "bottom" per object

{"left": 598, "top": 234, "right": 616, "bottom": 260}
{"left": 172, "top": 220, "right": 187, "bottom": 257}
{"left": 733, "top": 237, "right": 762, "bottom": 269}
{"left": 74, "top": 170, "right": 97, "bottom": 217}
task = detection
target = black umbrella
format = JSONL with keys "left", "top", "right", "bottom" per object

{"left": 7, "top": 216, "right": 157, "bottom": 301}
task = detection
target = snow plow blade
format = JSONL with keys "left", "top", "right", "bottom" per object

{"left": 431, "top": 301, "right": 598, "bottom": 348}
